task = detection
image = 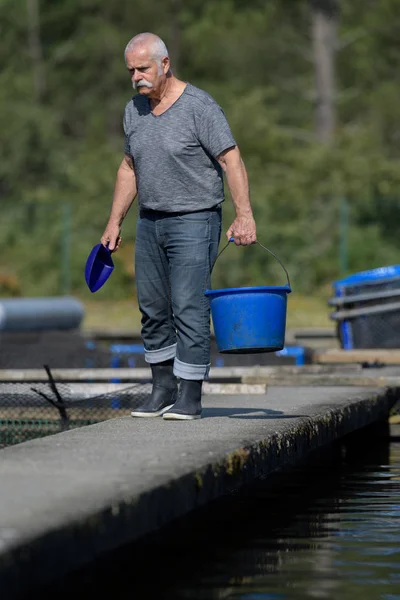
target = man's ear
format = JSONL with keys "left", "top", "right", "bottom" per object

{"left": 163, "top": 56, "right": 170, "bottom": 74}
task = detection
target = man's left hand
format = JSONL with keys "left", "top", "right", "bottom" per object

{"left": 226, "top": 216, "right": 257, "bottom": 246}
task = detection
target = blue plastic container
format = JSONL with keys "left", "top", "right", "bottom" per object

{"left": 333, "top": 265, "right": 400, "bottom": 296}
{"left": 331, "top": 265, "right": 400, "bottom": 349}
{"left": 205, "top": 240, "right": 291, "bottom": 354}
{"left": 276, "top": 345, "right": 306, "bottom": 365}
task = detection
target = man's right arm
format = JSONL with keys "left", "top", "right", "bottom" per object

{"left": 101, "top": 154, "right": 137, "bottom": 252}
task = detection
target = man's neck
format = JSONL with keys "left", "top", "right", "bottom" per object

{"left": 150, "top": 75, "right": 185, "bottom": 107}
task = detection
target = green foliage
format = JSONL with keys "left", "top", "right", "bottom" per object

{"left": 2, "top": 0, "right": 400, "bottom": 298}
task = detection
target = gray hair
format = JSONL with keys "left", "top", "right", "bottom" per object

{"left": 124, "top": 33, "right": 169, "bottom": 64}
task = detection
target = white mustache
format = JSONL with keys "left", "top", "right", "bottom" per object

{"left": 133, "top": 80, "right": 153, "bottom": 90}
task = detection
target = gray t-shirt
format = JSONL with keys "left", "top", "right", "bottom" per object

{"left": 123, "top": 83, "right": 236, "bottom": 212}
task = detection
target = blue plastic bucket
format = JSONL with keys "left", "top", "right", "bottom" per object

{"left": 205, "top": 240, "right": 291, "bottom": 353}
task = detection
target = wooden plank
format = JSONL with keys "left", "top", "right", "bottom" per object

{"left": 290, "top": 327, "right": 335, "bottom": 338}
{"left": 0, "top": 382, "right": 267, "bottom": 398}
{"left": 0, "top": 368, "right": 151, "bottom": 382}
{"left": 0, "top": 364, "right": 362, "bottom": 383}
{"left": 243, "top": 374, "right": 400, "bottom": 387}
{"left": 81, "top": 329, "right": 140, "bottom": 339}
{"left": 314, "top": 349, "right": 400, "bottom": 365}
{"left": 0, "top": 407, "right": 128, "bottom": 421}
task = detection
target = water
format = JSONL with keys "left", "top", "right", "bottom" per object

{"left": 31, "top": 425, "right": 400, "bottom": 600}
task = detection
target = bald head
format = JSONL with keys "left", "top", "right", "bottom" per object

{"left": 124, "top": 33, "right": 169, "bottom": 64}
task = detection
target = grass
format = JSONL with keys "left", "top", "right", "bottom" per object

{"left": 81, "top": 298, "right": 143, "bottom": 332}
{"left": 286, "top": 293, "right": 332, "bottom": 329}
{"left": 81, "top": 293, "right": 332, "bottom": 333}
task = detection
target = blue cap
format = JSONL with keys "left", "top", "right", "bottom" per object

{"left": 85, "top": 244, "right": 114, "bottom": 293}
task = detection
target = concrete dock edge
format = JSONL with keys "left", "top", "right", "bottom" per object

{"left": 0, "top": 386, "right": 398, "bottom": 597}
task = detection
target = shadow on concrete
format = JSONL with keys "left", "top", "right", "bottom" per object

{"left": 202, "top": 407, "right": 308, "bottom": 419}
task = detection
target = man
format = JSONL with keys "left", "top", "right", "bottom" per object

{"left": 101, "top": 32, "right": 256, "bottom": 420}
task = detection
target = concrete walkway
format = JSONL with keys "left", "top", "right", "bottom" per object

{"left": 0, "top": 385, "right": 397, "bottom": 597}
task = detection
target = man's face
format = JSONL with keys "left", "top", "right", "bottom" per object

{"left": 125, "top": 47, "right": 167, "bottom": 97}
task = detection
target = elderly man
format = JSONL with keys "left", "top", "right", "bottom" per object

{"left": 101, "top": 32, "right": 256, "bottom": 420}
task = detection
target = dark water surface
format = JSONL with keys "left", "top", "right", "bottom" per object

{"left": 31, "top": 425, "right": 400, "bottom": 600}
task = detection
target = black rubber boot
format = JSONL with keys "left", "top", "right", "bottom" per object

{"left": 163, "top": 378, "right": 203, "bottom": 420}
{"left": 131, "top": 360, "right": 178, "bottom": 418}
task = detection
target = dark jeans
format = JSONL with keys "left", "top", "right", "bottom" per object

{"left": 135, "top": 206, "right": 222, "bottom": 380}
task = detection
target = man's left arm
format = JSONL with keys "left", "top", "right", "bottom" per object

{"left": 217, "top": 146, "right": 257, "bottom": 246}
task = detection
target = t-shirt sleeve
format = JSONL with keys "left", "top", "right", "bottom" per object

{"left": 123, "top": 105, "right": 131, "bottom": 155}
{"left": 197, "top": 103, "right": 236, "bottom": 158}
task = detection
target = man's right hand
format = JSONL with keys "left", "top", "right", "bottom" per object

{"left": 100, "top": 223, "right": 122, "bottom": 252}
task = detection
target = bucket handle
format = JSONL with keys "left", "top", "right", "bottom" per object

{"left": 215, "top": 238, "right": 291, "bottom": 289}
